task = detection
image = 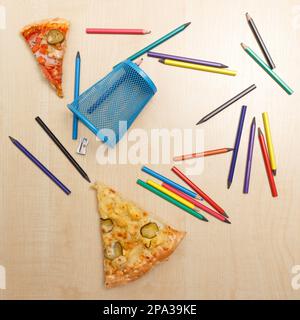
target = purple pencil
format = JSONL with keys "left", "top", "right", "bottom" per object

{"left": 147, "top": 51, "right": 228, "bottom": 68}
{"left": 227, "top": 105, "right": 247, "bottom": 189}
{"left": 243, "top": 117, "right": 256, "bottom": 193}
{"left": 9, "top": 136, "right": 71, "bottom": 195}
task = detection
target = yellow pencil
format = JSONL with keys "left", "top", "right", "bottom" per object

{"left": 159, "top": 58, "right": 237, "bottom": 76}
{"left": 147, "top": 180, "right": 195, "bottom": 209}
{"left": 262, "top": 112, "right": 277, "bottom": 175}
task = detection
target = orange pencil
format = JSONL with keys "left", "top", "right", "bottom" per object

{"left": 173, "top": 147, "right": 233, "bottom": 161}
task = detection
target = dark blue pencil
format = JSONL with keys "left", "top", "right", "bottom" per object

{"left": 227, "top": 105, "right": 247, "bottom": 189}
{"left": 72, "top": 51, "right": 81, "bottom": 140}
{"left": 9, "top": 136, "right": 71, "bottom": 195}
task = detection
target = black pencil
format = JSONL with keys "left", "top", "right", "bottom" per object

{"left": 35, "top": 116, "right": 91, "bottom": 183}
{"left": 196, "top": 84, "right": 256, "bottom": 125}
{"left": 246, "top": 13, "right": 275, "bottom": 69}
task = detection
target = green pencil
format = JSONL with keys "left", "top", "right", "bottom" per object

{"left": 136, "top": 179, "right": 208, "bottom": 222}
{"left": 241, "top": 43, "right": 293, "bottom": 95}
{"left": 126, "top": 22, "right": 191, "bottom": 62}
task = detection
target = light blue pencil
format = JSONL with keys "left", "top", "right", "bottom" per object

{"left": 72, "top": 51, "right": 81, "bottom": 140}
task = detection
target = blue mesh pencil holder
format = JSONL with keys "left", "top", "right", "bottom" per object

{"left": 67, "top": 60, "right": 157, "bottom": 147}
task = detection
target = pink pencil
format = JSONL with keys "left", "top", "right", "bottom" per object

{"left": 86, "top": 28, "right": 151, "bottom": 35}
{"left": 162, "top": 182, "right": 230, "bottom": 223}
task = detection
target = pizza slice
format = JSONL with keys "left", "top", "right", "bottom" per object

{"left": 92, "top": 182, "right": 186, "bottom": 288}
{"left": 21, "top": 18, "right": 69, "bottom": 98}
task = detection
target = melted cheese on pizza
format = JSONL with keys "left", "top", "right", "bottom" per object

{"left": 93, "top": 183, "right": 182, "bottom": 280}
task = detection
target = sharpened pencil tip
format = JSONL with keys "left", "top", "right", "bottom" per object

{"left": 83, "top": 175, "right": 91, "bottom": 183}
{"left": 135, "top": 58, "right": 144, "bottom": 66}
{"left": 158, "top": 59, "right": 165, "bottom": 64}
{"left": 227, "top": 181, "right": 232, "bottom": 189}
{"left": 196, "top": 118, "right": 204, "bottom": 125}
{"left": 252, "top": 117, "right": 256, "bottom": 124}
{"left": 223, "top": 212, "right": 230, "bottom": 218}
{"left": 227, "top": 148, "right": 234, "bottom": 152}
{"left": 76, "top": 51, "right": 80, "bottom": 59}
{"left": 184, "top": 22, "right": 191, "bottom": 28}
{"left": 144, "top": 30, "right": 151, "bottom": 34}
{"left": 240, "top": 43, "right": 247, "bottom": 50}
{"left": 202, "top": 217, "right": 209, "bottom": 222}
{"left": 221, "top": 64, "right": 229, "bottom": 69}
{"left": 272, "top": 170, "right": 277, "bottom": 176}
{"left": 245, "top": 12, "right": 251, "bottom": 21}
{"left": 224, "top": 219, "right": 231, "bottom": 224}
{"left": 258, "top": 127, "right": 263, "bottom": 135}
{"left": 9, "top": 136, "right": 17, "bottom": 143}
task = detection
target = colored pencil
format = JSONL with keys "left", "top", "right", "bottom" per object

{"left": 147, "top": 51, "right": 228, "bottom": 68}
{"left": 258, "top": 128, "right": 278, "bottom": 197}
{"left": 228, "top": 105, "right": 247, "bottom": 189}
{"left": 86, "top": 28, "right": 151, "bottom": 35}
{"left": 246, "top": 13, "right": 275, "bottom": 69}
{"left": 241, "top": 43, "right": 293, "bottom": 95}
{"left": 159, "top": 59, "right": 237, "bottom": 76}
{"left": 243, "top": 117, "right": 256, "bottom": 193}
{"left": 141, "top": 166, "right": 201, "bottom": 200}
{"left": 162, "top": 182, "right": 230, "bottom": 223}
{"left": 137, "top": 179, "right": 208, "bottom": 222}
{"left": 72, "top": 51, "right": 81, "bottom": 140}
{"left": 9, "top": 136, "right": 71, "bottom": 195}
{"left": 196, "top": 84, "right": 256, "bottom": 125}
{"left": 171, "top": 166, "right": 227, "bottom": 216}
{"left": 125, "top": 22, "right": 191, "bottom": 62}
{"left": 147, "top": 180, "right": 199, "bottom": 210}
{"left": 173, "top": 147, "right": 233, "bottom": 161}
{"left": 35, "top": 117, "right": 91, "bottom": 183}
{"left": 262, "top": 112, "right": 277, "bottom": 175}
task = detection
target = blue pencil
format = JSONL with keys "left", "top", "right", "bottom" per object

{"left": 141, "top": 166, "right": 201, "bottom": 200}
{"left": 72, "top": 51, "right": 81, "bottom": 140}
{"left": 9, "top": 136, "right": 71, "bottom": 195}
{"left": 227, "top": 105, "right": 247, "bottom": 189}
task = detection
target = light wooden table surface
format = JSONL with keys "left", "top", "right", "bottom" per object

{"left": 1, "top": 0, "right": 300, "bottom": 300}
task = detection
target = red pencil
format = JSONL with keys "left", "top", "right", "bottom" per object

{"left": 258, "top": 128, "right": 278, "bottom": 197}
{"left": 86, "top": 28, "right": 151, "bottom": 35}
{"left": 162, "top": 182, "right": 230, "bottom": 223}
{"left": 171, "top": 166, "right": 228, "bottom": 216}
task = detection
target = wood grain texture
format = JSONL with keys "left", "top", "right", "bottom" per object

{"left": 0, "top": 0, "right": 300, "bottom": 300}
